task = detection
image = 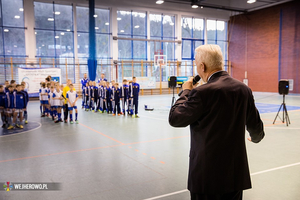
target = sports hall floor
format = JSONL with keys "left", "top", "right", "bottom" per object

{"left": 0, "top": 92, "right": 300, "bottom": 200}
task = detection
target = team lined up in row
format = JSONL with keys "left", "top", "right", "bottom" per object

{"left": 81, "top": 74, "right": 140, "bottom": 117}
{"left": 39, "top": 78, "right": 79, "bottom": 124}
{"left": 0, "top": 80, "right": 29, "bottom": 129}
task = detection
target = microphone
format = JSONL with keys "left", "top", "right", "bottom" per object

{"left": 178, "top": 75, "right": 201, "bottom": 96}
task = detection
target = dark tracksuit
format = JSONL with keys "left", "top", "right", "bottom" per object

{"left": 0, "top": 92, "right": 6, "bottom": 124}
{"left": 105, "top": 87, "right": 112, "bottom": 113}
{"left": 120, "top": 84, "right": 129, "bottom": 114}
{"left": 111, "top": 87, "right": 121, "bottom": 114}
{"left": 132, "top": 83, "right": 140, "bottom": 115}
{"left": 93, "top": 86, "right": 98, "bottom": 111}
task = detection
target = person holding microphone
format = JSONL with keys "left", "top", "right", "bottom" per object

{"left": 169, "top": 44, "right": 265, "bottom": 200}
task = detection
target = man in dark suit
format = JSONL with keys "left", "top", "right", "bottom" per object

{"left": 169, "top": 44, "right": 265, "bottom": 200}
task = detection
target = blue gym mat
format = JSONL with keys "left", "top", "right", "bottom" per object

{"left": 255, "top": 103, "right": 300, "bottom": 114}
{"left": 0, "top": 121, "right": 41, "bottom": 137}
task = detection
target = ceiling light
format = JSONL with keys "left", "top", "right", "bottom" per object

{"left": 192, "top": 4, "right": 198, "bottom": 8}
{"left": 117, "top": 18, "right": 122, "bottom": 21}
{"left": 94, "top": 14, "right": 98, "bottom": 18}
{"left": 42, "top": 44, "right": 45, "bottom": 46}
{"left": 66, "top": 29, "right": 71, "bottom": 32}
{"left": 247, "top": 0, "right": 256, "bottom": 3}
{"left": 14, "top": 45, "right": 17, "bottom": 48}
{"left": 120, "top": 30, "right": 124, "bottom": 33}
{"left": 134, "top": 25, "right": 140, "bottom": 28}
{"left": 35, "top": 31, "right": 37, "bottom": 34}
{"left": 19, "top": 8, "right": 24, "bottom": 12}
{"left": 15, "top": 15, "right": 20, "bottom": 19}
{"left": 48, "top": 18, "right": 54, "bottom": 21}
{"left": 201, "top": 6, "right": 203, "bottom": 8}
{"left": 55, "top": 11, "right": 60, "bottom": 15}
{"left": 170, "top": 22, "right": 174, "bottom": 26}
{"left": 55, "top": 36, "right": 59, "bottom": 39}
{"left": 4, "top": 29, "right": 9, "bottom": 32}
{"left": 78, "top": 34, "right": 80, "bottom": 36}
{"left": 156, "top": 0, "right": 164, "bottom": 4}
{"left": 105, "top": 22, "right": 109, "bottom": 25}
{"left": 95, "top": 27, "right": 99, "bottom": 30}
{"left": 61, "top": 32, "right": 65, "bottom": 35}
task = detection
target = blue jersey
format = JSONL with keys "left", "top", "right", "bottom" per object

{"left": 81, "top": 78, "right": 89, "bottom": 89}
{"left": 14, "top": 91, "right": 26, "bottom": 109}
{"left": 120, "top": 84, "right": 129, "bottom": 99}
{"left": 111, "top": 87, "right": 120, "bottom": 102}
{"left": 97, "top": 78, "right": 107, "bottom": 83}
{"left": 132, "top": 83, "right": 140, "bottom": 98}
{"left": 0, "top": 92, "right": 6, "bottom": 107}
{"left": 5, "top": 92, "right": 15, "bottom": 109}
{"left": 20, "top": 90, "right": 29, "bottom": 106}
{"left": 105, "top": 87, "right": 111, "bottom": 100}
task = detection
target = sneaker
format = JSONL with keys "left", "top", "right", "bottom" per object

{"left": 112, "top": 114, "right": 116, "bottom": 116}
{"left": 98, "top": 109, "right": 101, "bottom": 112}
{"left": 92, "top": 110, "right": 95, "bottom": 112}
{"left": 19, "top": 125, "right": 23, "bottom": 129}
{"left": 70, "top": 120, "right": 74, "bottom": 124}
{"left": 7, "top": 125, "right": 14, "bottom": 130}
{"left": 25, "top": 120, "right": 28, "bottom": 124}
{"left": 118, "top": 114, "right": 121, "bottom": 116}
{"left": 15, "top": 124, "right": 20, "bottom": 128}
{"left": 64, "top": 120, "right": 68, "bottom": 123}
{"left": 75, "top": 120, "right": 79, "bottom": 124}
{"left": 60, "top": 119, "right": 63, "bottom": 122}
{"left": 2, "top": 124, "right": 6, "bottom": 128}
{"left": 132, "top": 115, "right": 135, "bottom": 118}
{"left": 41, "top": 114, "right": 45, "bottom": 117}
{"left": 54, "top": 120, "right": 60, "bottom": 123}
{"left": 135, "top": 115, "right": 140, "bottom": 118}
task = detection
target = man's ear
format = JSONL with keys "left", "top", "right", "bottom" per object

{"left": 202, "top": 63, "right": 206, "bottom": 72}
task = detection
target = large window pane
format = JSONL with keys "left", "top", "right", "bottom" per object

{"left": 207, "top": 20, "right": 217, "bottom": 41}
{"left": 217, "top": 21, "right": 226, "bottom": 41}
{"left": 55, "top": 31, "right": 74, "bottom": 57}
{"left": 118, "top": 39, "right": 131, "bottom": 59}
{"left": 95, "top": 9, "right": 109, "bottom": 33}
{"left": 163, "top": 15, "right": 174, "bottom": 38}
{"left": 193, "top": 18, "right": 204, "bottom": 39}
{"left": 54, "top": 4, "right": 73, "bottom": 31}
{"left": 0, "top": 28, "right": 3, "bottom": 55}
{"left": 96, "top": 34, "right": 109, "bottom": 58}
{"left": 182, "top": 17, "right": 192, "bottom": 38}
{"left": 36, "top": 30, "right": 55, "bottom": 57}
{"left": 150, "top": 14, "right": 161, "bottom": 37}
{"left": 132, "top": 12, "right": 146, "bottom": 36}
{"left": 34, "top": 2, "right": 54, "bottom": 30}
{"left": 117, "top": 11, "right": 131, "bottom": 35}
{"left": 163, "top": 42, "right": 174, "bottom": 60}
{"left": 77, "top": 32, "right": 89, "bottom": 57}
{"left": 3, "top": 28, "right": 25, "bottom": 56}
{"left": 76, "top": 7, "right": 88, "bottom": 32}
{"left": 182, "top": 40, "right": 191, "bottom": 59}
{"left": 2, "top": 0, "right": 24, "bottom": 27}
{"left": 133, "top": 41, "right": 146, "bottom": 59}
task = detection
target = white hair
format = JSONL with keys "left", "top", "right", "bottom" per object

{"left": 195, "top": 44, "right": 224, "bottom": 71}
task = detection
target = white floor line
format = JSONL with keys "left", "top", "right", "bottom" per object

{"left": 143, "top": 161, "right": 300, "bottom": 200}
{"left": 0, "top": 121, "right": 42, "bottom": 138}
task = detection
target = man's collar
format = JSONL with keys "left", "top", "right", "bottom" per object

{"left": 207, "top": 70, "right": 223, "bottom": 82}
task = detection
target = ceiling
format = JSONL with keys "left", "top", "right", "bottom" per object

{"left": 163, "top": 0, "right": 294, "bottom": 13}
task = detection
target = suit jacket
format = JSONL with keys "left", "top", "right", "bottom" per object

{"left": 169, "top": 71, "right": 264, "bottom": 194}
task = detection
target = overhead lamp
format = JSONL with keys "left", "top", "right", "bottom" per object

{"left": 61, "top": 32, "right": 65, "bottom": 35}
{"left": 55, "top": 11, "right": 60, "bottom": 15}
{"left": 134, "top": 25, "right": 140, "bottom": 28}
{"left": 14, "top": 45, "right": 17, "bottom": 48}
{"left": 19, "top": 8, "right": 24, "bottom": 12}
{"left": 66, "top": 29, "right": 71, "bottom": 32}
{"left": 192, "top": 4, "right": 198, "bottom": 8}
{"left": 170, "top": 22, "right": 174, "bottom": 26}
{"left": 105, "top": 22, "right": 109, "bottom": 25}
{"left": 15, "top": 15, "right": 20, "bottom": 19}
{"left": 35, "top": 31, "right": 37, "bottom": 34}
{"left": 95, "top": 27, "right": 99, "bottom": 30}
{"left": 247, "top": 0, "right": 256, "bottom": 3}
{"left": 48, "top": 18, "right": 54, "bottom": 21}
{"left": 42, "top": 44, "right": 45, "bottom": 46}
{"left": 156, "top": 0, "right": 164, "bottom": 4}
{"left": 55, "top": 36, "right": 59, "bottom": 39}
{"left": 94, "top": 15, "right": 98, "bottom": 18}
{"left": 117, "top": 17, "right": 122, "bottom": 21}
{"left": 4, "top": 29, "right": 9, "bottom": 32}
{"left": 120, "top": 30, "right": 124, "bottom": 33}
{"left": 201, "top": 6, "right": 203, "bottom": 8}
{"left": 78, "top": 34, "right": 80, "bottom": 37}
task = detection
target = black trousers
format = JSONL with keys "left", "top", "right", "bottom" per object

{"left": 190, "top": 191, "right": 243, "bottom": 200}
{"left": 64, "top": 104, "right": 68, "bottom": 120}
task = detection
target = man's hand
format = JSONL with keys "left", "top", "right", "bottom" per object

{"left": 182, "top": 77, "right": 194, "bottom": 91}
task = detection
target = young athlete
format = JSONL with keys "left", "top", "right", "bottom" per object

{"left": 92, "top": 81, "right": 98, "bottom": 112}
{"left": 39, "top": 82, "right": 48, "bottom": 117}
{"left": 131, "top": 77, "right": 140, "bottom": 118}
{"left": 53, "top": 84, "right": 63, "bottom": 123}
{"left": 120, "top": 79, "right": 129, "bottom": 115}
{"left": 13, "top": 84, "right": 26, "bottom": 129}
{"left": 84, "top": 82, "right": 90, "bottom": 111}
{"left": 5, "top": 85, "right": 15, "bottom": 129}
{"left": 111, "top": 83, "right": 121, "bottom": 116}
{"left": 4, "top": 80, "right": 9, "bottom": 93}
{"left": 105, "top": 82, "right": 112, "bottom": 114}
{"left": 21, "top": 82, "right": 29, "bottom": 124}
{"left": 48, "top": 86, "right": 55, "bottom": 120}
{"left": 0, "top": 85, "right": 6, "bottom": 128}
{"left": 80, "top": 73, "right": 89, "bottom": 109}
{"left": 66, "top": 84, "right": 79, "bottom": 124}
{"left": 128, "top": 80, "right": 134, "bottom": 115}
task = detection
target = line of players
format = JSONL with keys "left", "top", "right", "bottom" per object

{"left": 39, "top": 80, "right": 79, "bottom": 124}
{"left": 81, "top": 74, "right": 140, "bottom": 118}
{"left": 0, "top": 80, "right": 29, "bottom": 129}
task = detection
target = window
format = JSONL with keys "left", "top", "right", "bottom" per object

{"left": 34, "top": 2, "right": 74, "bottom": 83}
{"left": 76, "top": 6, "right": 111, "bottom": 80}
{"left": 181, "top": 17, "right": 204, "bottom": 76}
{"left": 207, "top": 19, "right": 228, "bottom": 70}
{"left": 0, "top": 0, "right": 26, "bottom": 57}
